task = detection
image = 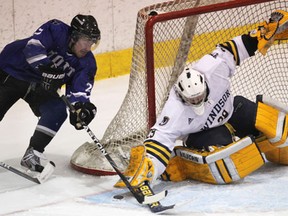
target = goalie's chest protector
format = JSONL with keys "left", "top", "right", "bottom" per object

{"left": 157, "top": 53, "right": 235, "bottom": 137}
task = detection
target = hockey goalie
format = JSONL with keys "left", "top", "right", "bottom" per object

{"left": 114, "top": 10, "right": 288, "bottom": 188}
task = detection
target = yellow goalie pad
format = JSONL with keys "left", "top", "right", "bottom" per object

{"left": 161, "top": 136, "right": 265, "bottom": 184}
{"left": 256, "top": 135, "right": 278, "bottom": 153}
{"left": 256, "top": 136, "right": 288, "bottom": 164}
{"left": 255, "top": 101, "right": 288, "bottom": 147}
{"left": 254, "top": 95, "right": 288, "bottom": 165}
{"left": 265, "top": 146, "right": 288, "bottom": 165}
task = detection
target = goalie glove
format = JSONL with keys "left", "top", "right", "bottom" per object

{"left": 38, "top": 64, "right": 65, "bottom": 95}
{"left": 250, "top": 10, "right": 288, "bottom": 55}
{"left": 69, "top": 101, "right": 97, "bottom": 130}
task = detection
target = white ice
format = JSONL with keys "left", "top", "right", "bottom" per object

{"left": 1, "top": 75, "right": 288, "bottom": 216}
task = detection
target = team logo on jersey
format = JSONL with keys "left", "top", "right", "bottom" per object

{"left": 188, "top": 118, "right": 193, "bottom": 125}
{"left": 147, "top": 129, "right": 156, "bottom": 138}
{"left": 159, "top": 116, "right": 169, "bottom": 126}
{"left": 47, "top": 51, "right": 75, "bottom": 76}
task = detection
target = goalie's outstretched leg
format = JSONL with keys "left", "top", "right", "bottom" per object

{"left": 255, "top": 95, "right": 288, "bottom": 165}
{"left": 161, "top": 136, "right": 265, "bottom": 184}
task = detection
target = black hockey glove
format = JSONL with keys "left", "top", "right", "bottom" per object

{"left": 38, "top": 64, "right": 65, "bottom": 95}
{"left": 69, "top": 102, "right": 97, "bottom": 130}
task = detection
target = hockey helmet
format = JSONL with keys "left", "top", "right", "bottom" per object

{"left": 71, "top": 14, "right": 101, "bottom": 43}
{"left": 174, "top": 66, "right": 207, "bottom": 115}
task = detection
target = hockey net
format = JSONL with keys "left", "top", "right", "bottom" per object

{"left": 71, "top": 0, "right": 288, "bottom": 175}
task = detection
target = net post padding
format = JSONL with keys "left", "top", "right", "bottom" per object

{"left": 70, "top": 0, "right": 288, "bottom": 175}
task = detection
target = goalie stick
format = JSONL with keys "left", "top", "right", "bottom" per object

{"left": 0, "top": 161, "right": 55, "bottom": 184}
{"left": 61, "top": 95, "right": 174, "bottom": 212}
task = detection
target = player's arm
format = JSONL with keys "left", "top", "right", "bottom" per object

{"left": 144, "top": 131, "right": 175, "bottom": 171}
{"left": 66, "top": 57, "right": 97, "bottom": 130}
{"left": 23, "top": 20, "right": 66, "bottom": 94}
{"left": 23, "top": 20, "right": 62, "bottom": 69}
{"left": 218, "top": 10, "right": 288, "bottom": 67}
{"left": 143, "top": 94, "right": 185, "bottom": 171}
{"left": 37, "top": 63, "right": 65, "bottom": 95}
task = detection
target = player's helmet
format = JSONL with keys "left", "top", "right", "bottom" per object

{"left": 174, "top": 66, "right": 207, "bottom": 115}
{"left": 71, "top": 14, "right": 101, "bottom": 43}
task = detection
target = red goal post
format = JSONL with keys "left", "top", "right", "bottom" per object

{"left": 71, "top": 0, "right": 288, "bottom": 175}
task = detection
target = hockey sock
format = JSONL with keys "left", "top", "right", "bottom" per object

{"left": 29, "top": 130, "right": 53, "bottom": 153}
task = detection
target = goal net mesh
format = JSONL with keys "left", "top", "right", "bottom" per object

{"left": 71, "top": 0, "right": 288, "bottom": 175}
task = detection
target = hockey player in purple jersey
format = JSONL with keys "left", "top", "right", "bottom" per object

{"left": 0, "top": 14, "right": 100, "bottom": 173}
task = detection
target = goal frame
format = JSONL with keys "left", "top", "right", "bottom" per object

{"left": 145, "top": 0, "right": 274, "bottom": 128}
{"left": 70, "top": 0, "right": 287, "bottom": 176}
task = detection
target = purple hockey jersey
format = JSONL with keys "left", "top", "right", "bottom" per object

{"left": 0, "top": 19, "right": 97, "bottom": 103}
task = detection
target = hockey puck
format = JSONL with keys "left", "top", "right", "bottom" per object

{"left": 113, "top": 194, "right": 124, "bottom": 200}
{"left": 49, "top": 161, "right": 56, "bottom": 167}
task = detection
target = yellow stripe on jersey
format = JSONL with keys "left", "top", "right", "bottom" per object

{"left": 145, "top": 140, "right": 171, "bottom": 166}
{"left": 220, "top": 40, "right": 240, "bottom": 65}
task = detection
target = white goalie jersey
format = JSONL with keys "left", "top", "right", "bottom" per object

{"left": 146, "top": 35, "right": 251, "bottom": 157}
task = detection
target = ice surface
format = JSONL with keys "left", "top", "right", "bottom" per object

{"left": 1, "top": 75, "right": 288, "bottom": 216}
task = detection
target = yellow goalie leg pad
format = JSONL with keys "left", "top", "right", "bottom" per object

{"left": 255, "top": 134, "right": 288, "bottom": 165}
{"left": 255, "top": 102, "right": 288, "bottom": 147}
{"left": 114, "top": 145, "right": 155, "bottom": 188}
{"left": 250, "top": 10, "right": 288, "bottom": 55}
{"left": 162, "top": 136, "right": 265, "bottom": 184}
{"left": 265, "top": 146, "right": 288, "bottom": 165}
{"left": 161, "top": 156, "right": 218, "bottom": 184}
{"left": 256, "top": 135, "right": 278, "bottom": 153}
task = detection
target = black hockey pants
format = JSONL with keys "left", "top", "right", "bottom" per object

{"left": 185, "top": 95, "right": 260, "bottom": 149}
{"left": 0, "top": 69, "right": 67, "bottom": 152}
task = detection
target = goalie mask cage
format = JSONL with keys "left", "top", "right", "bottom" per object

{"left": 71, "top": 0, "right": 288, "bottom": 175}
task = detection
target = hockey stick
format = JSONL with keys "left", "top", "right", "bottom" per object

{"left": 0, "top": 161, "right": 55, "bottom": 184}
{"left": 61, "top": 95, "right": 171, "bottom": 209}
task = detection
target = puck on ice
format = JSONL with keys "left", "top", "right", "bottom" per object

{"left": 113, "top": 195, "right": 124, "bottom": 200}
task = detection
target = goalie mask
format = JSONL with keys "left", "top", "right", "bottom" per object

{"left": 174, "top": 66, "right": 207, "bottom": 115}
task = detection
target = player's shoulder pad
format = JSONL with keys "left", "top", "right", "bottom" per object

{"left": 45, "top": 19, "right": 70, "bottom": 45}
{"left": 48, "top": 19, "right": 69, "bottom": 32}
{"left": 50, "top": 19, "right": 62, "bottom": 25}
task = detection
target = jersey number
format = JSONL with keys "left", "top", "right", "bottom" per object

{"left": 34, "top": 28, "right": 43, "bottom": 35}
{"left": 217, "top": 110, "right": 229, "bottom": 123}
{"left": 85, "top": 83, "right": 93, "bottom": 93}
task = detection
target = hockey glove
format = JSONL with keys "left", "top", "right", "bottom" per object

{"left": 38, "top": 64, "right": 65, "bottom": 95}
{"left": 69, "top": 102, "right": 97, "bottom": 130}
{"left": 250, "top": 10, "right": 288, "bottom": 55}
